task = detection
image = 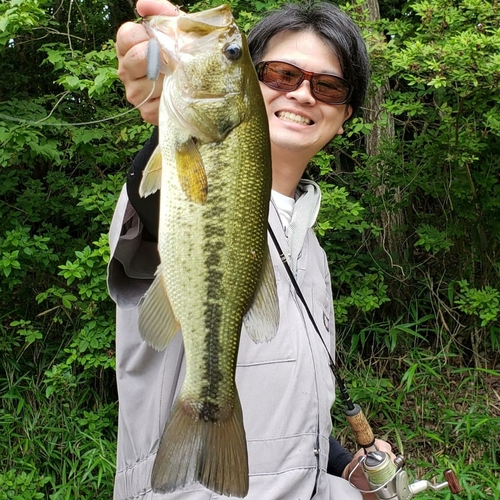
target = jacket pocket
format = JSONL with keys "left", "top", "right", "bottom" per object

{"left": 311, "top": 281, "right": 334, "bottom": 353}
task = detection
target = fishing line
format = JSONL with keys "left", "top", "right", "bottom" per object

{"left": 0, "top": 80, "right": 156, "bottom": 127}
{"left": 0, "top": 39, "right": 163, "bottom": 128}
{"left": 364, "top": 460, "right": 396, "bottom": 485}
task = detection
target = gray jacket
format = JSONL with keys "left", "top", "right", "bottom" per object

{"left": 108, "top": 183, "right": 362, "bottom": 500}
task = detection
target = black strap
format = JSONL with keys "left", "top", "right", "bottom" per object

{"left": 268, "top": 222, "right": 355, "bottom": 487}
{"left": 267, "top": 222, "right": 355, "bottom": 411}
{"left": 267, "top": 223, "right": 334, "bottom": 363}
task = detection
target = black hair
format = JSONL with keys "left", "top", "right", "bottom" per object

{"left": 247, "top": 1, "right": 370, "bottom": 117}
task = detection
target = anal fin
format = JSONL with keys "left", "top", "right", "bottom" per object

{"left": 139, "top": 271, "right": 180, "bottom": 350}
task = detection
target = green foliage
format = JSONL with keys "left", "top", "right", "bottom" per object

{"left": 0, "top": 0, "right": 49, "bottom": 46}
{"left": 43, "top": 42, "right": 120, "bottom": 98}
{"left": 0, "top": 377, "right": 117, "bottom": 498}
{"left": 0, "top": 0, "right": 499, "bottom": 496}
{"left": 381, "top": 0, "right": 500, "bottom": 271}
{"left": 0, "top": 0, "right": 138, "bottom": 495}
{"left": 415, "top": 224, "right": 453, "bottom": 254}
{"left": 335, "top": 0, "right": 500, "bottom": 357}
{"left": 0, "top": 470, "right": 50, "bottom": 499}
{"left": 453, "top": 280, "right": 500, "bottom": 327}
{"left": 312, "top": 175, "right": 389, "bottom": 326}
{"left": 336, "top": 345, "right": 500, "bottom": 499}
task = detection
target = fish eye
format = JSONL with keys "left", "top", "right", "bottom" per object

{"left": 223, "top": 43, "right": 242, "bottom": 61}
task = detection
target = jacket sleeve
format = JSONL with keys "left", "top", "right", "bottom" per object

{"left": 327, "top": 435, "right": 352, "bottom": 477}
{"left": 126, "top": 126, "right": 160, "bottom": 241}
{"left": 107, "top": 129, "right": 161, "bottom": 310}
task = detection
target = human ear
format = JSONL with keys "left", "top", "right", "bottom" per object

{"left": 335, "top": 105, "right": 353, "bottom": 136}
{"left": 343, "top": 104, "right": 353, "bottom": 123}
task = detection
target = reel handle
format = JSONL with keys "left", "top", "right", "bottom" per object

{"left": 444, "top": 469, "right": 462, "bottom": 494}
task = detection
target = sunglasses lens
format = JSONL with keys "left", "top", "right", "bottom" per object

{"left": 257, "top": 61, "right": 350, "bottom": 105}
{"left": 261, "top": 61, "right": 303, "bottom": 91}
{"left": 312, "top": 77, "right": 350, "bottom": 104}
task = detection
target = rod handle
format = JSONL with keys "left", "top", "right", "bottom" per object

{"left": 345, "top": 403, "right": 377, "bottom": 452}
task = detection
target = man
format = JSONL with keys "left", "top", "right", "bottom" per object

{"left": 109, "top": 1, "right": 393, "bottom": 499}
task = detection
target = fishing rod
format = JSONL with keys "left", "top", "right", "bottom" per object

{"left": 327, "top": 362, "right": 462, "bottom": 498}
{"left": 267, "top": 224, "right": 462, "bottom": 499}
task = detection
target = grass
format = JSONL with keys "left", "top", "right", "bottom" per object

{"left": 1, "top": 308, "right": 499, "bottom": 499}
{"left": 334, "top": 326, "right": 500, "bottom": 499}
{"left": 0, "top": 335, "right": 117, "bottom": 499}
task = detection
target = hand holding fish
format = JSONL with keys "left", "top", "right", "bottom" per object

{"left": 116, "top": 0, "right": 178, "bottom": 124}
{"left": 111, "top": 2, "right": 381, "bottom": 499}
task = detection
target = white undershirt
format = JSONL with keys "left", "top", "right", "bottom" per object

{"left": 271, "top": 189, "right": 295, "bottom": 232}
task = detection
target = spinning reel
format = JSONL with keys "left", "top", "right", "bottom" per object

{"left": 344, "top": 403, "right": 462, "bottom": 499}
{"left": 350, "top": 449, "right": 461, "bottom": 499}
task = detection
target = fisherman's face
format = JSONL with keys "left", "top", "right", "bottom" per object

{"left": 259, "top": 30, "right": 352, "bottom": 158}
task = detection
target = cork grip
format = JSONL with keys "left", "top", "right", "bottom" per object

{"left": 345, "top": 404, "right": 376, "bottom": 451}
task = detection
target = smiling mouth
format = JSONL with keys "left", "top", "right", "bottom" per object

{"left": 276, "top": 111, "right": 313, "bottom": 125}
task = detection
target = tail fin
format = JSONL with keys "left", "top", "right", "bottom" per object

{"left": 151, "top": 393, "right": 249, "bottom": 497}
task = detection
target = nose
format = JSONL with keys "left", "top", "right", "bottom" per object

{"left": 285, "top": 80, "right": 316, "bottom": 105}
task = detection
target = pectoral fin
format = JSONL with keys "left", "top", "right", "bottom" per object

{"left": 243, "top": 248, "right": 280, "bottom": 343}
{"left": 139, "top": 146, "right": 163, "bottom": 198}
{"left": 176, "top": 138, "right": 208, "bottom": 205}
{"left": 139, "top": 271, "right": 180, "bottom": 350}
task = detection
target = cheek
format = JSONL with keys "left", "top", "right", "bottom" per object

{"left": 259, "top": 82, "right": 281, "bottom": 109}
{"left": 323, "top": 107, "right": 350, "bottom": 136}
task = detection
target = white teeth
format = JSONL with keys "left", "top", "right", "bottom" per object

{"left": 277, "top": 111, "right": 312, "bottom": 125}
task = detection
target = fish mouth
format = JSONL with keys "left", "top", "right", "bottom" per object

{"left": 177, "top": 4, "right": 233, "bottom": 31}
{"left": 276, "top": 111, "right": 314, "bottom": 125}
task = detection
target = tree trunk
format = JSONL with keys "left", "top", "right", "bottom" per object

{"left": 362, "top": 0, "right": 405, "bottom": 272}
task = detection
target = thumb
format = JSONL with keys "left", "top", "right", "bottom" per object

{"left": 136, "top": 0, "right": 182, "bottom": 17}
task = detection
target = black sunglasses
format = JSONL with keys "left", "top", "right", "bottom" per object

{"left": 255, "top": 60, "right": 352, "bottom": 105}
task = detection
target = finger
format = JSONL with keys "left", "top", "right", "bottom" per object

{"left": 138, "top": 96, "right": 161, "bottom": 126}
{"left": 343, "top": 458, "right": 378, "bottom": 500}
{"left": 125, "top": 73, "right": 163, "bottom": 103}
{"left": 118, "top": 38, "right": 150, "bottom": 83}
{"left": 125, "top": 73, "right": 164, "bottom": 125}
{"left": 136, "top": 0, "right": 181, "bottom": 17}
{"left": 373, "top": 439, "right": 393, "bottom": 454}
{"left": 116, "top": 0, "right": 179, "bottom": 58}
{"left": 116, "top": 21, "right": 150, "bottom": 60}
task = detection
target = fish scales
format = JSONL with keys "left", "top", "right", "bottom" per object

{"left": 139, "top": 5, "right": 279, "bottom": 498}
{"left": 163, "top": 124, "right": 270, "bottom": 416}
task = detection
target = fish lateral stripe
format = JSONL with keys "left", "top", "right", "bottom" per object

{"left": 200, "top": 211, "right": 230, "bottom": 411}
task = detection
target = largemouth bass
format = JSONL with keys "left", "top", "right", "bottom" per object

{"left": 139, "top": 5, "right": 279, "bottom": 497}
